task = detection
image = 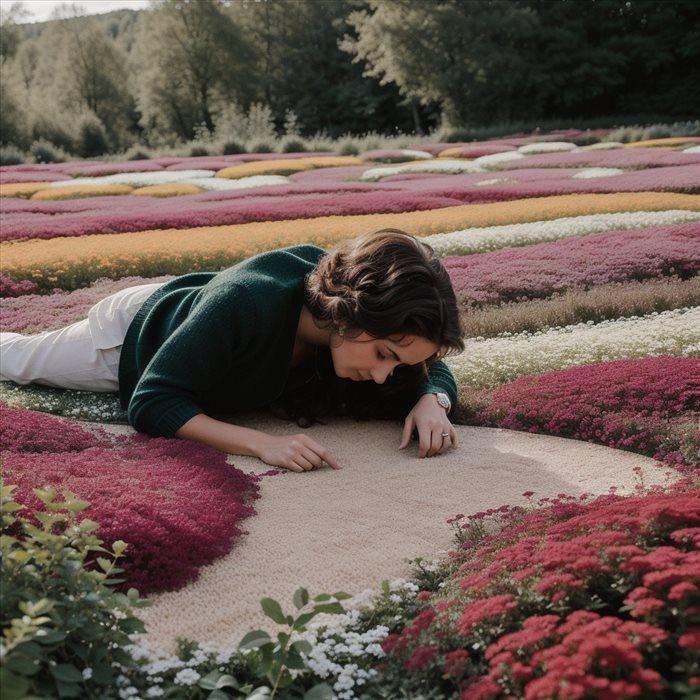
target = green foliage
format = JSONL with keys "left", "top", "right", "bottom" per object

{"left": 76, "top": 112, "right": 110, "bottom": 158}
{"left": 0, "top": 144, "right": 25, "bottom": 165}
{"left": 29, "top": 138, "right": 67, "bottom": 163}
{"left": 0, "top": 483, "right": 151, "bottom": 700}
{"left": 249, "top": 141, "right": 275, "bottom": 154}
{"left": 280, "top": 137, "right": 307, "bottom": 154}
{"left": 222, "top": 140, "right": 247, "bottom": 155}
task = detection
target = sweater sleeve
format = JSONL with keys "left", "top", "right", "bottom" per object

{"left": 418, "top": 359, "right": 458, "bottom": 415}
{"left": 127, "top": 283, "right": 255, "bottom": 438}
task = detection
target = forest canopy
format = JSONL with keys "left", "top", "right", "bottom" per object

{"left": 0, "top": 0, "right": 698, "bottom": 156}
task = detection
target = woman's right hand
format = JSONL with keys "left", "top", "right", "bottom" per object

{"left": 253, "top": 433, "right": 342, "bottom": 472}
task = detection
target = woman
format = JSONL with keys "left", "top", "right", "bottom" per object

{"left": 1, "top": 229, "right": 464, "bottom": 471}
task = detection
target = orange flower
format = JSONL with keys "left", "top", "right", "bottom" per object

{"left": 132, "top": 183, "right": 203, "bottom": 197}
{"left": 31, "top": 184, "right": 133, "bottom": 201}
{"left": 2, "top": 192, "right": 699, "bottom": 291}
{"left": 216, "top": 156, "right": 361, "bottom": 179}
{"left": 0, "top": 182, "right": 54, "bottom": 198}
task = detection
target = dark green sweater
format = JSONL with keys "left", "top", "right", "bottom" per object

{"left": 119, "top": 244, "right": 457, "bottom": 437}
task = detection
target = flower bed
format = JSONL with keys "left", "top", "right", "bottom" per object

{"left": 372, "top": 479, "right": 699, "bottom": 698}
{"left": 447, "top": 306, "right": 700, "bottom": 388}
{"left": 468, "top": 356, "right": 700, "bottom": 469}
{"left": 446, "top": 222, "right": 700, "bottom": 306}
{"left": 1, "top": 405, "right": 260, "bottom": 594}
{"left": 4, "top": 193, "right": 697, "bottom": 292}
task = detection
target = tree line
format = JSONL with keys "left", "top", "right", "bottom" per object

{"left": 0, "top": 0, "right": 698, "bottom": 157}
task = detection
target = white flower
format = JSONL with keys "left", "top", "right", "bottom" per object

{"left": 518, "top": 141, "right": 578, "bottom": 154}
{"left": 194, "top": 175, "right": 288, "bottom": 190}
{"left": 423, "top": 209, "right": 700, "bottom": 257}
{"left": 448, "top": 307, "right": 700, "bottom": 388}
{"left": 682, "top": 145, "right": 700, "bottom": 153}
{"left": 572, "top": 167, "right": 625, "bottom": 179}
{"left": 48, "top": 170, "right": 216, "bottom": 188}
{"left": 173, "top": 668, "right": 201, "bottom": 686}
{"left": 472, "top": 151, "right": 525, "bottom": 168}
{"left": 146, "top": 688, "right": 164, "bottom": 698}
{"left": 360, "top": 159, "right": 484, "bottom": 181}
{"left": 581, "top": 141, "right": 625, "bottom": 150}
{"left": 82, "top": 667, "right": 93, "bottom": 680}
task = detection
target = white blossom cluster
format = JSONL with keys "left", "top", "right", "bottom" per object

{"left": 193, "top": 175, "right": 289, "bottom": 190}
{"left": 423, "top": 209, "right": 700, "bottom": 257}
{"left": 48, "top": 170, "right": 217, "bottom": 188}
{"left": 518, "top": 141, "right": 579, "bottom": 155}
{"left": 447, "top": 306, "right": 700, "bottom": 388}
{"left": 581, "top": 142, "right": 626, "bottom": 150}
{"left": 359, "top": 159, "right": 485, "bottom": 181}
{"left": 683, "top": 145, "right": 700, "bottom": 153}
{"left": 0, "top": 382, "right": 126, "bottom": 422}
{"left": 571, "top": 167, "right": 625, "bottom": 179}
{"left": 471, "top": 150, "right": 525, "bottom": 168}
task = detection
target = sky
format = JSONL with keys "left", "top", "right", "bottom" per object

{"left": 10, "top": 0, "right": 152, "bottom": 24}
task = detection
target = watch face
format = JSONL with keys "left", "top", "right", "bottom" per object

{"left": 436, "top": 392, "right": 450, "bottom": 409}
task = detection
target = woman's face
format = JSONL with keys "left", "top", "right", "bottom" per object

{"left": 330, "top": 332, "right": 440, "bottom": 383}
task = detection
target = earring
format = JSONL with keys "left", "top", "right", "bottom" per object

{"left": 337, "top": 327, "right": 345, "bottom": 337}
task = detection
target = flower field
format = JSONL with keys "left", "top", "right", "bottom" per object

{"left": 1, "top": 131, "right": 699, "bottom": 699}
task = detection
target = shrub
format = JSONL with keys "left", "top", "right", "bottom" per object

{"left": 249, "top": 140, "right": 275, "bottom": 153}
{"left": 281, "top": 137, "right": 307, "bottom": 153}
{"left": 222, "top": 139, "right": 246, "bottom": 155}
{"left": 0, "top": 145, "right": 25, "bottom": 165}
{"left": 75, "top": 113, "right": 110, "bottom": 158}
{"left": 337, "top": 138, "right": 360, "bottom": 155}
{"left": 124, "top": 146, "right": 152, "bottom": 160}
{"left": 0, "top": 484, "right": 150, "bottom": 700}
{"left": 29, "top": 139, "right": 67, "bottom": 164}
{"left": 189, "top": 145, "right": 209, "bottom": 157}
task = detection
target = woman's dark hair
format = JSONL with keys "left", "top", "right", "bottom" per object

{"left": 305, "top": 228, "right": 464, "bottom": 356}
{"left": 273, "top": 230, "right": 464, "bottom": 427}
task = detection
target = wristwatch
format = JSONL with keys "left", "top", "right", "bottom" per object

{"left": 432, "top": 392, "right": 451, "bottom": 413}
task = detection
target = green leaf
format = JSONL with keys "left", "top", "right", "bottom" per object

{"left": 0, "top": 669, "right": 30, "bottom": 700}
{"left": 283, "top": 646, "right": 306, "bottom": 670}
{"left": 50, "top": 663, "right": 84, "bottom": 683}
{"left": 34, "top": 629, "right": 67, "bottom": 645}
{"left": 207, "top": 691, "right": 231, "bottom": 700}
{"left": 312, "top": 603, "right": 344, "bottom": 615}
{"left": 291, "top": 612, "right": 316, "bottom": 630}
{"left": 55, "top": 679, "right": 82, "bottom": 698}
{"left": 260, "top": 598, "right": 287, "bottom": 625}
{"left": 304, "top": 683, "right": 335, "bottom": 700}
{"left": 293, "top": 587, "right": 309, "bottom": 610}
{"left": 239, "top": 629, "right": 272, "bottom": 650}
{"left": 291, "top": 640, "right": 312, "bottom": 656}
{"left": 200, "top": 671, "right": 241, "bottom": 690}
{"left": 4, "top": 653, "right": 39, "bottom": 676}
{"left": 332, "top": 591, "right": 352, "bottom": 600}
{"left": 112, "top": 540, "right": 128, "bottom": 556}
{"left": 96, "top": 557, "right": 112, "bottom": 572}
{"left": 245, "top": 687, "right": 271, "bottom": 700}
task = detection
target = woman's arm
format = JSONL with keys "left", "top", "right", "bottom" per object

{"left": 176, "top": 413, "right": 341, "bottom": 472}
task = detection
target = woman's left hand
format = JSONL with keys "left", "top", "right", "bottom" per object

{"left": 399, "top": 393, "right": 458, "bottom": 458}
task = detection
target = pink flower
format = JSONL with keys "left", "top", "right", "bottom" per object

{"left": 403, "top": 645, "right": 437, "bottom": 671}
{"left": 457, "top": 594, "right": 518, "bottom": 636}
{"left": 443, "top": 649, "right": 470, "bottom": 676}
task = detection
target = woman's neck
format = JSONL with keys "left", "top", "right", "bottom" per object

{"left": 296, "top": 305, "right": 332, "bottom": 348}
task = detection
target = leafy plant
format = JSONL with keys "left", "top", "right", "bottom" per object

{"left": 0, "top": 483, "right": 151, "bottom": 700}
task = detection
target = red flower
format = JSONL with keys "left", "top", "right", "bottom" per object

{"left": 457, "top": 594, "right": 518, "bottom": 636}
{"left": 404, "top": 645, "right": 437, "bottom": 671}
{"left": 443, "top": 649, "right": 470, "bottom": 676}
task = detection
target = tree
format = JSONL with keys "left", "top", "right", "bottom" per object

{"left": 134, "top": 0, "right": 256, "bottom": 142}
{"left": 341, "top": 0, "right": 542, "bottom": 127}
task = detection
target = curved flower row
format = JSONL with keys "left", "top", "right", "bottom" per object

{"left": 447, "top": 307, "right": 700, "bottom": 388}
{"left": 1, "top": 404, "right": 259, "bottom": 594}
{"left": 446, "top": 222, "right": 700, "bottom": 306}
{"left": 3, "top": 193, "right": 698, "bottom": 292}
{"left": 374, "top": 481, "right": 700, "bottom": 699}
{"left": 469, "top": 356, "right": 700, "bottom": 469}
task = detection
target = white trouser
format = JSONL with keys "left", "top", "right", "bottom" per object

{"left": 0, "top": 283, "right": 164, "bottom": 392}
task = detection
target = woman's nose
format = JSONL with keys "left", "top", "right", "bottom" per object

{"left": 371, "top": 364, "right": 393, "bottom": 384}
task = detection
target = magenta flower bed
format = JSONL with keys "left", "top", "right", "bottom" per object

{"left": 445, "top": 222, "right": 700, "bottom": 305}
{"left": 507, "top": 148, "right": 700, "bottom": 170}
{"left": 379, "top": 481, "right": 700, "bottom": 699}
{"left": 0, "top": 171, "right": 70, "bottom": 184}
{"left": 2, "top": 405, "right": 260, "bottom": 594}
{"left": 0, "top": 275, "right": 39, "bottom": 298}
{"left": 0, "top": 275, "right": 173, "bottom": 333}
{"left": 0, "top": 190, "right": 464, "bottom": 242}
{"left": 471, "top": 356, "right": 700, "bottom": 470}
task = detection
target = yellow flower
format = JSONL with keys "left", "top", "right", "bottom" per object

{"left": 31, "top": 185, "right": 134, "bottom": 201}
{"left": 0, "top": 182, "right": 53, "bottom": 198}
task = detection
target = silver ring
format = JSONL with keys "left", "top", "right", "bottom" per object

{"left": 441, "top": 432, "right": 450, "bottom": 438}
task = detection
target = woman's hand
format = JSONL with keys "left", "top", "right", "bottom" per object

{"left": 253, "top": 432, "right": 342, "bottom": 472}
{"left": 399, "top": 393, "right": 458, "bottom": 458}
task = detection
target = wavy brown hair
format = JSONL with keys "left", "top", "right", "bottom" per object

{"left": 305, "top": 228, "right": 464, "bottom": 356}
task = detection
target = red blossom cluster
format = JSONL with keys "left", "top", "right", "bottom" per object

{"left": 472, "top": 356, "right": 700, "bottom": 471}
{"left": 446, "top": 222, "right": 700, "bottom": 306}
{"left": 506, "top": 148, "right": 700, "bottom": 170}
{"left": 380, "top": 481, "right": 700, "bottom": 698}
{"left": 0, "top": 275, "right": 39, "bottom": 297}
{"left": 1, "top": 405, "right": 260, "bottom": 593}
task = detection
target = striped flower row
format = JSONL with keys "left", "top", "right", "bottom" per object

{"left": 447, "top": 306, "right": 700, "bottom": 388}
